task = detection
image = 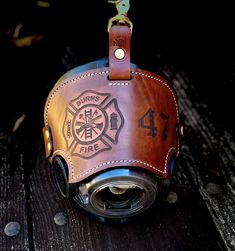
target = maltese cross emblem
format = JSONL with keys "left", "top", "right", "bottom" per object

{"left": 63, "top": 90, "right": 124, "bottom": 159}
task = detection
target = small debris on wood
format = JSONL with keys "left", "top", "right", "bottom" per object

{"left": 206, "top": 182, "right": 222, "bottom": 195}
{"left": 0, "top": 133, "right": 7, "bottom": 140}
{"left": 36, "top": 1, "right": 51, "bottom": 8}
{"left": 11, "top": 34, "right": 44, "bottom": 47}
{"left": 166, "top": 191, "right": 178, "bottom": 204}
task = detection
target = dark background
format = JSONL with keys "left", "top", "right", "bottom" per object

{"left": 0, "top": 2, "right": 234, "bottom": 250}
{"left": 1, "top": 1, "right": 234, "bottom": 135}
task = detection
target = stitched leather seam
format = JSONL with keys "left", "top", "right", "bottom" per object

{"left": 131, "top": 71, "right": 179, "bottom": 122}
{"left": 45, "top": 69, "right": 179, "bottom": 180}
{"left": 164, "top": 147, "right": 176, "bottom": 174}
{"left": 177, "top": 141, "right": 180, "bottom": 156}
{"left": 45, "top": 70, "right": 109, "bottom": 124}
{"left": 70, "top": 147, "right": 176, "bottom": 180}
{"left": 71, "top": 159, "right": 164, "bottom": 180}
{"left": 65, "top": 152, "right": 74, "bottom": 176}
{"left": 108, "top": 82, "right": 129, "bottom": 86}
{"left": 45, "top": 70, "right": 179, "bottom": 124}
{"left": 53, "top": 149, "right": 75, "bottom": 175}
{"left": 131, "top": 71, "right": 180, "bottom": 154}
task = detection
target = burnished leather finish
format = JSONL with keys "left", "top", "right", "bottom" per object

{"left": 43, "top": 67, "right": 179, "bottom": 183}
{"left": 109, "top": 25, "right": 131, "bottom": 80}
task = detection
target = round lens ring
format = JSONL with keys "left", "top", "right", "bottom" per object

{"left": 74, "top": 168, "right": 158, "bottom": 219}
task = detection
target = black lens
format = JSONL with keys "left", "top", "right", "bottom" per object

{"left": 95, "top": 186, "right": 142, "bottom": 210}
{"left": 53, "top": 156, "right": 69, "bottom": 197}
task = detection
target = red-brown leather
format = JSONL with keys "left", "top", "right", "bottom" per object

{"left": 109, "top": 25, "right": 131, "bottom": 80}
{"left": 43, "top": 68, "right": 180, "bottom": 183}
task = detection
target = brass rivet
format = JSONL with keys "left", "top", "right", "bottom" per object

{"left": 114, "top": 48, "right": 125, "bottom": 60}
{"left": 45, "top": 130, "right": 50, "bottom": 140}
{"left": 47, "top": 142, "right": 52, "bottom": 152}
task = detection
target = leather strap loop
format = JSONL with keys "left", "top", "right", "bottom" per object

{"left": 109, "top": 25, "right": 131, "bottom": 80}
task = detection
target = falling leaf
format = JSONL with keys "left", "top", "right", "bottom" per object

{"left": 13, "top": 114, "right": 26, "bottom": 132}
{"left": 36, "top": 1, "right": 51, "bottom": 8}
{"left": 11, "top": 34, "right": 44, "bottom": 47}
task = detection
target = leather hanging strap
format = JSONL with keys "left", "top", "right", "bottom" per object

{"left": 109, "top": 25, "right": 131, "bottom": 80}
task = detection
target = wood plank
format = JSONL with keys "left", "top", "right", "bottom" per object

{"left": 28, "top": 132, "right": 225, "bottom": 251}
{"left": 0, "top": 133, "right": 29, "bottom": 251}
{"left": 0, "top": 65, "right": 230, "bottom": 250}
{"left": 163, "top": 66, "right": 235, "bottom": 251}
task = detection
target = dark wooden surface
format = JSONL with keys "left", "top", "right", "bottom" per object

{"left": 1, "top": 2, "right": 235, "bottom": 250}
{"left": 0, "top": 123, "right": 226, "bottom": 251}
{"left": 165, "top": 67, "right": 235, "bottom": 251}
{"left": 0, "top": 136, "right": 29, "bottom": 250}
{"left": 1, "top": 64, "right": 234, "bottom": 250}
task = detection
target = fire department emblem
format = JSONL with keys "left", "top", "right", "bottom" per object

{"left": 63, "top": 90, "right": 124, "bottom": 159}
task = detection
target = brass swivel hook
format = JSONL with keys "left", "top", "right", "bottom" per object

{"left": 107, "top": 0, "right": 133, "bottom": 32}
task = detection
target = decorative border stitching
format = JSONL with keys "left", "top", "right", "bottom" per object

{"left": 72, "top": 159, "right": 163, "bottom": 180}
{"left": 53, "top": 149, "right": 75, "bottom": 176}
{"left": 65, "top": 152, "right": 74, "bottom": 176}
{"left": 45, "top": 69, "right": 179, "bottom": 180}
{"left": 164, "top": 147, "right": 176, "bottom": 174}
{"left": 131, "top": 71, "right": 179, "bottom": 122}
{"left": 45, "top": 70, "right": 108, "bottom": 125}
{"left": 108, "top": 82, "right": 129, "bottom": 86}
{"left": 177, "top": 141, "right": 180, "bottom": 156}
{"left": 70, "top": 147, "right": 176, "bottom": 180}
{"left": 45, "top": 69, "right": 179, "bottom": 124}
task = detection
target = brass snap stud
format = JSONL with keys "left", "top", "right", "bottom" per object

{"left": 114, "top": 48, "right": 125, "bottom": 60}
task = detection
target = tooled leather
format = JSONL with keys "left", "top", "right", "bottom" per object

{"left": 44, "top": 68, "right": 179, "bottom": 183}
{"left": 109, "top": 25, "right": 131, "bottom": 80}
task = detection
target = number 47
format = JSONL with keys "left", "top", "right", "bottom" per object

{"left": 139, "top": 108, "right": 169, "bottom": 140}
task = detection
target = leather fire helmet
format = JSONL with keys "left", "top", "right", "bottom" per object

{"left": 42, "top": 8, "right": 182, "bottom": 222}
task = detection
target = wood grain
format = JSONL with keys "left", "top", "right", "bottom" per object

{"left": 0, "top": 134, "right": 29, "bottom": 251}
{"left": 163, "top": 66, "right": 235, "bottom": 251}
{"left": 27, "top": 135, "right": 225, "bottom": 251}
{"left": 0, "top": 65, "right": 232, "bottom": 251}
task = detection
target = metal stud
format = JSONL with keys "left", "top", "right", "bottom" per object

{"left": 114, "top": 48, "right": 125, "bottom": 60}
{"left": 4, "top": 221, "right": 21, "bottom": 236}
{"left": 54, "top": 212, "right": 68, "bottom": 226}
{"left": 166, "top": 191, "right": 178, "bottom": 204}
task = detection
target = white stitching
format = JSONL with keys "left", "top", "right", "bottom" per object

{"left": 45, "top": 70, "right": 109, "bottom": 124}
{"left": 45, "top": 69, "right": 179, "bottom": 125}
{"left": 108, "top": 82, "right": 129, "bottom": 86}
{"left": 71, "top": 159, "right": 164, "bottom": 180}
{"left": 177, "top": 140, "right": 180, "bottom": 156}
{"left": 65, "top": 152, "right": 74, "bottom": 175}
{"left": 164, "top": 147, "right": 176, "bottom": 174}
{"left": 132, "top": 72, "right": 180, "bottom": 155}
{"left": 71, "top": 147, "right": 176, "bottom": 180}
{"left": 45, "top": 69, "right": 179, "bottom": 180}
{"left": 131, "top": 71, "right": 179, "bottom": 122}
{"left": 53, "top": 149, "right": 75, "bottom": 175}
